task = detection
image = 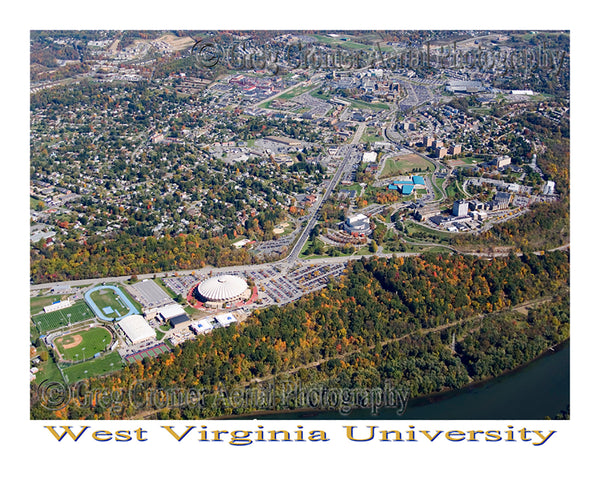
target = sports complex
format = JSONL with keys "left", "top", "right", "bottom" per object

{"left": 31, "top": 284, "right": 145, "bottom": 384}
{"left": 31, "top": 276, "right": 257, "bottom": 385}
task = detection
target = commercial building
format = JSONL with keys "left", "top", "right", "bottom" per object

{"left": 362, "top": 151, "right": 378, "bottom": 163}
{"left": 263, "top": 135, "right": 302, "bottom": 147}
{"left": 118, "top": 315, "right": 156, "bottom": 344}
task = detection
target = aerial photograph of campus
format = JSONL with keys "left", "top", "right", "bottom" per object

{"left": 29, "top": 30, "right": 570, "bottom": 421}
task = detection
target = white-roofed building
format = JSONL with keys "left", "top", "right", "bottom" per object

{"left": 214, "top": 313, "right": 239, "bottom": 328}
{"left": 362, "top": 151, "right": 377, "bottom": 163}
{"left": 343, "top": 213, "right": 372, "bottom": 236}
{"left": 43, "top": 299, "right": 73, "bottom": 313}
{"left": 543, "top": 181, "right": 555, "bottom": 195}
{"left": 190, "top": 318, "right": 214, "bottom": 335}
{"left": 118, "top": 315, "right": 156, "bottom": 344}
{"left": 156, "top": 303, "right": 187, "bottom": 321}
{"left": 196, "top": 275, "right": 251, "bottom": 308}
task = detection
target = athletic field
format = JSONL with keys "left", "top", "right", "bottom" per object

{"left": 381, "top": 154, "right": 434, "bottom": 177}
{"left": 62, "top": 351, "right": 123, "bottom": 384}
{"left": 33, "top": 302, "right": 95, "bottom": 333}
{"left": 55, "top": 327, "right": 112, "bottom": 362}
{"left": 89, "top": 288, "right": 129, "bottom": 319}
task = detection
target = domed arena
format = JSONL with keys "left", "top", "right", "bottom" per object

{"left": 196, "top": 274, "right": 251, "bottom": 308}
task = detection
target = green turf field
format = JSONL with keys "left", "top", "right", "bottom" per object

{"left": 55, "top": 327, "right": 112, "bottom": 361}
{"left": 61, "top": 351, "right": 123, "bottom": 384}
{"left": 381, "top": 154, "right": 434, "bottom": 177}
{"left": 33, "top": 302, "right": 95, "bottom": 333}
{"left": 89, "top": 288, "right": 129, "bottom": 319}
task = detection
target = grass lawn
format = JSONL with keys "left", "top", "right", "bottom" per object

{"left": 381, "top": 154, "right": 434, "bottom": 177}
{"left": 30, "top": 196, "right": 45, "bottom": 210}
{"left": 55, "top": 327, "right": 112, "bottom": 362}
{"left": 404, "top": 220, "right": 454, "bottom": 243}
{"left": 62, "top": 351, "right": 123, "bottom": 384}
{"left": 348, "top": 98, "right": 389, "bottom": 111}
{"left": 32, "top": 357, "right": 64, "bottom": 385}
{"left": 30, "top": 295, "right": 63, "bottom": 315}
{"left": 460, "top": 156, "right": 483, "bottom": 165}
{"left": 310, "top": 34, "right": 374, "bottom": 50}
{"left": 433, "top": 176, "right": 446, "bottom": 200}
{"left": 446, "top": 179, "right": 468, "bottom": 199}
{"left": 361, "top": 127, "right": 386, "bottom": 144}
{"left": 276, "top": 83, "right": 315, "bottom": 101}
{"left": 154, "top": 278, "right": 178, "bottom": 300}
{"left": 310, "top": 90, "right": 332, "bottom": 101}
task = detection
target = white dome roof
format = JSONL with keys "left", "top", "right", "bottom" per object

{"left": 197, "top": 275, "right": 249, "bottom": 302}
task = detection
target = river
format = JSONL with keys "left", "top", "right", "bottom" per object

{"left": 238, "top": 341, "right": 569, "bottom": 420}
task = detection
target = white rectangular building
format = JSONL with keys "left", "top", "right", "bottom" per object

{"left": 214, "top": 313, "right": 238, "bottom": 328}
{"left": 118, "top": 315, "right": 156, "bottom": 344}
{"left": 156, "top": 303, "right": 187, "bottom": 321}
{"left": 362, "top": 151, "right": 378, "bottom": 163}
{"left": 191, "top": 319, "right": 214, "bottom": 335}
{"left": 43, "top": 299, "right": 73, "bottom": 313}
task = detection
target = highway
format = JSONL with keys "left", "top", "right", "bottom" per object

{"left": 278, "top": 122, "right": 366, "bottom": 266}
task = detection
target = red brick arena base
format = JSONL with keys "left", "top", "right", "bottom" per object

{"left": 186, "top": 283, "right": 257, "bottom": 310}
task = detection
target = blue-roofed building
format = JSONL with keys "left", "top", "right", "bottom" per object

{"left": 388, "top": 175, "right": 425, "bottom": 195}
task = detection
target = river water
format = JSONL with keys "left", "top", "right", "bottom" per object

{"left": 241, "top": 341, "right": 570, "bottom": 420}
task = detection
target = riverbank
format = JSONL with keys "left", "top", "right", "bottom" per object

{"left": 214, "top": 339, "right": 570, "bottom": 421}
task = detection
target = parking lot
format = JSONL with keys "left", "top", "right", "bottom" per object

{"left": 246, "top": 262, "right": 347, "bottom": 306}
{"left": 125, "top": 279, "right": 172, "bottom": 309}
{"left": 163, "top": 275, "right": 201, "bottom": 296}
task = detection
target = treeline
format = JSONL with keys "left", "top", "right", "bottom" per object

{"left": 457, "top": 294, "right": 569, "bottom": 379}
{"left": 455, "top": 200, "right": 569, "bottom": 251}
{"left": 31, "top": 250, "right": 569, "bottom": 419}
{"left": 30, "top": 232, "right": 253, "bottom": 283}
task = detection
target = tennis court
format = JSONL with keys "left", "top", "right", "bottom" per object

{"left": 125, "top": 343, "right": 171, "bottom": 363}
